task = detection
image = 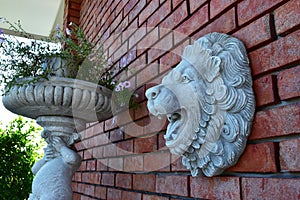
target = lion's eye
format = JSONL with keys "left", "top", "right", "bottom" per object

{"left": 182, "top": 75, "right": 191, "bottom": 83}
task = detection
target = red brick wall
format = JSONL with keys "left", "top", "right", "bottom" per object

{"left": 68, "top": 0, "right": 300, "bottom": 199}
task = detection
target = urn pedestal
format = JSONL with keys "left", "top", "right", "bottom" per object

{"left": 2, "top": 77, "right": 112, "bottom": 199}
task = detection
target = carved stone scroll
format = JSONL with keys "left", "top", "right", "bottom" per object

{"left": 146, "top": 32, "right": 255, "bottom": 177}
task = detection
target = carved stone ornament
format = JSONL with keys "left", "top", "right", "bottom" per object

{"left": 146, "top": 32, "right": 255, "bottom": 177}
{"left": 2, "top": 77, "right": 112, "bottom": 199}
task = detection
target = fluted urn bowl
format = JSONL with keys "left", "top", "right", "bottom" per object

{"left": 2, "top": 77, "right": 112, "bottom": 124}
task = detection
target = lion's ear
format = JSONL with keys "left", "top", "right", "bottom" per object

{"left": 204, "top": 56, "right": 221, "bottom": 82}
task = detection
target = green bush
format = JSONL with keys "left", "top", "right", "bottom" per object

{"left": 0, "top": 117, "right": 44, "bottom": 200}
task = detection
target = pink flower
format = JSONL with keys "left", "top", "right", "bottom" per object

{"left": 55, "top": 24, "right": 60, "bottom": 30}
{"left": 123, "top": 81, "right": 131, "bottom": 88}
{"left": 115, "top": 84, "right": 121, "bottom": 92}
{"left": 66, "top": 28, "right": 71, "bottom": 36}
{"left": 55, "top": 33, "right": 61, "bottom": 39}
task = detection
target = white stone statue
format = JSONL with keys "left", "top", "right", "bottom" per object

{"left": 146, "top": 32, "right": 255, "bottom": 176}
{"left": 29, "top": 135, "right": 81, "bottom": 200}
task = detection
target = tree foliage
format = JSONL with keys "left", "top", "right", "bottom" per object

{"left": 0, "top": 117, "right": 44, "bottom": 200}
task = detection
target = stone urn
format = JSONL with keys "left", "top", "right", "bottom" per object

{"left": 2, "top": 76, "right": 112, "bottom": 199}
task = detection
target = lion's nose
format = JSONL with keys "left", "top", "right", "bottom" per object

{"left": 146, "top": 86, "right": 160, "bottom": 100}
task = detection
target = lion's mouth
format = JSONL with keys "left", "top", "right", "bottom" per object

{"left": 164, "top": 109, "right": 185, "bottom": 142}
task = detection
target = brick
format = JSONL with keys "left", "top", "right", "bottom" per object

{"left": 171, "top": 154, "right": 188, "bottom": 172}
{"left": 76, "top": 183, "right": 85, "bottom": 194}
{"left": 144, "top": 151, "right": 171, "bottom": 172}
{"left": 113, "top": 41, "right": 128, "bottom": 61}
{"left": 277, "top": 65, "right": 300, "bottom": 100}
{"left": 192, "top": 7, "right": 235, "bottom": 39}
{"left": 124, "top": 0, "right": 138, "bottom": 17}
{"left": 129, "top": 0, "right": 147, "bottom": 22}
{"left": 78, "top": 160, "right": 86, "bottom": 171}
{"left": 228, "top": 143, "right": 277, "bottom": 173}
{"left": 95, "top": 133, "right": 110, "bottom": 146}
{"left": 92, "top": 146, "right": 103, "bottom": 159}
{"left": 84, "top": 184, "right": 95, "bottom": 197}
{"left": 132, "top": 85, "right": 146, "bottom": 103}
{"left": 83, "top": 149, "right": 93, "bottom": 160}
{"left": 134, "top": 134, "right": 157, "bottom": 153}
{"left": 143, "top": 116, "right": 168, "bottom": 134}
{"left": 173, "top": 0, "right": 185, "bottom": 8}
{"left": 123, "top": 18, "right": 138, "bottom": 42}
{"left": 253, "top": 75, "right": 278, "bottom": 107}
{"left": 70, "top": 2, "right": 81, "bottom": 11}
{"left": 95, "top": 186, "right": 107, "bottom": 199}
{"left": 116, "top": 173, "right": 132, "bottom": 189}
{"left": 238, "top": 0, "right": 282, "bottom": 25}
{"left": 160, "top": 39, "right": 189, "bottom": 71}
{"left": 110, "top": 11, "right": 123, "bottom": 32}
{"left": 103, "top": 143, "right": 117, "bottom": 157}
{"left": 133, "top": 174, "right": 156, "bottom": 192}
{"left": 115, "top": 109, "right": 135, "bottom": 126}
{"left": 110, "top": 128, "right": 124, "bottom": 142}
{"left": 74, "top": 140, "right": 85, "bottom": 151}
{"left": 124, "top": 120, "right": 144, "bottom": 138}
{"left": 147, "top": 0, "right": 171, "bottom": 27}
{"left": 84, "top": 137, "right": 98, "bottom": 149}
{"left": 116, "top": 0, "right": 130, "bottom": 15}
{"left": 280, "top": 138, "right": 300, "bottom": 171}
{"left": 116, "top": 140, "right": 134, "bottom": 156}
{"left": 97, "top": 159, "right": 108, "bottom": 171}
{"left": 189, "top": 0, "right": 206, "bottom": 13}
{"left": 101, "top": 173, "right": 114, "bottom": 186}
{"left": 249, "top": 30, "right": 300, "bottom": 76}
{"left": 143, "top": 194, "right": 169, "bottom": 200}
{"left": 160, "top": 2, "right": 188, "bottom": 35}
{"left": 73, "top": 172, "right": 82, "bottom": 182}
{"left": 93, "top": 122, "right": 104, "bottom": 134}
{"left": 156, "top": 174, "right": 188, "bottom": 196}
{"left": 134, "top": 101, "right": 149, "bottom": 120}
{"left": 119, "top": 48, "right": 137, "bottom": 68}
{"left": 108, "top": 157, "right": 123, "bottom": 171}
{"left": 128, "top": 54, "right": 147, "bottom": 74}
{"left": 105, "top": 117, "right": 118, "bottom": 132}
{"left": 149, "top": 33, "right": 173, "bottom": 63}
{"left": 136, "top": 62, "right": 159, "bottom": 86}
{"left": 116, "top": 14, "right": 129, "bottom": 34}
{"left": 124, "top": 155, "right": 144, "bottom": 172}
{"left": 82, "top": 172, "right": 90, "bottom": 183}
{"left": 139, "top": 0, "right": 160, "bottom": 26}
{"left": 159, "top": 51, "right": 180, "bottom": 72}
{"left": 190, "top": 177, "right": 240, "bottom": 199}
{"left": 89, "top": 173, "right": 101, "bottom": 184}
{"left": 86, "top": 160, "right": 96, "bottom": 171}
{"left": 84, "top": 126, "right": 93, "bottom": 139}
{"left": 242, "top": 178, "right": 300, "bottom": 199}
{"left": 157, "top": 132, "right": 167, "bottom": 149}
{"left": 121, "top": 191, "right": 142, "bottom": 200}
{"left": 233, "top": 14, "right": 272, "bottom": 49}
{"left": 250, "top": 103, "right": 300, "bottom": 140}
{"left": 73, "top": 193, "right": 80, "bottom": 200}
{"left": 176, "top": 4, "right": 208, "bottom": 38}
{"left": 210, "top": 0, "right": 236, "bottom": 18}
{"left": 274, "top": 0, "right": 300, "bottom": 35}
{"left": 129, "top": 28, "right": 147, "bottom": 49}
{"left": 107, "top": 188, "right": 122, "bottom": 200}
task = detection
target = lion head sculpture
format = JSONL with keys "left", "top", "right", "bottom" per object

{"left": 146, "top": 32, "right": 255, "bottom": 177}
